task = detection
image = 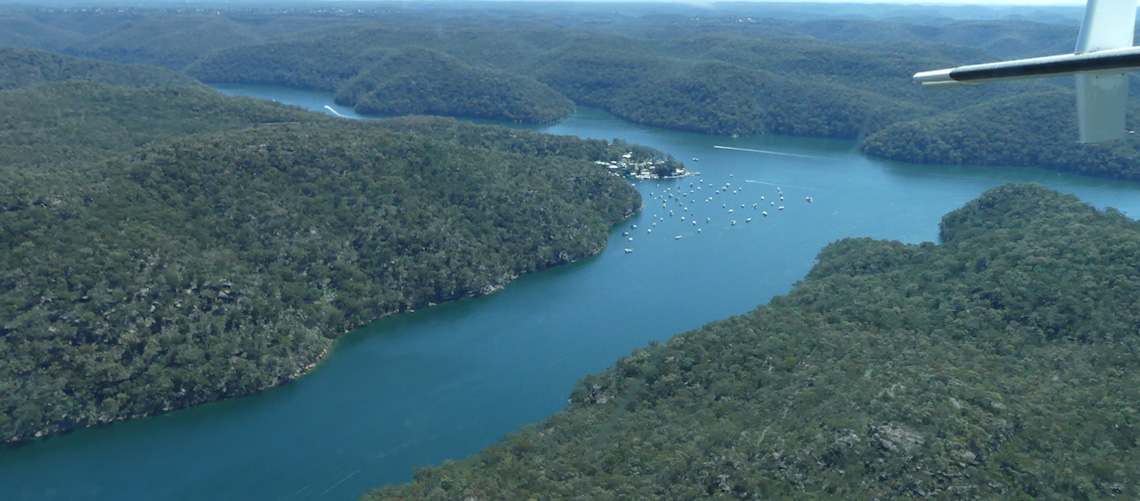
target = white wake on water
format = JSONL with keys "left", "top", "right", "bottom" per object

{"left": 323, "top": 105, "right": 350, "bottom": 119}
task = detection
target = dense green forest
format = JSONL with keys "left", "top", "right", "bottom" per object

{"left": 366, "top": 184, "right": 1140, "bottom": 499}
{"left": 862, "top": 90, "right": 1140, "bottom": 180}
{"left": 5, "top": 4, "right": 1140, "bottom": 489}
{"left": 184, "top": 24, "right": 1031, "bottom": 136}
{"left": 0, "top": 46, "right": 200, "bottom": 90}
{"left": 0, "top": 62, "right": 682, "bottom": 443}
{"left": 5, "top": 4, "right": 1135, "bottom": 178}
{"left": 0, "top": 81, "right": 325, "bottom": 175}
{"left": 0, "top": 122, "right": 638, "bottom": 445}
{"left": 334, "top": 47, "right": 574, "bottom": 123}
{"left": 0, "top": 4, "right": 1082, "bottom": 138}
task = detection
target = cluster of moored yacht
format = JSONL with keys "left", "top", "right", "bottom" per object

{"left": 622, "top": 175, "right": 813, "bottom": 254}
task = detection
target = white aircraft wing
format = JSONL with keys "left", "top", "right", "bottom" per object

{"left": 914, "top": 0, "right": 1139, "bottom": 143}
{"left": 1076, "top": 0, "right": 1137, "bottom": 142}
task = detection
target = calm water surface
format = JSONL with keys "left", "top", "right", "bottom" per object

{"left": 3, "top": 84, "right": 1139, "bottom": 500}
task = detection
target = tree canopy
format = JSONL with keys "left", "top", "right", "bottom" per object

{"left": 0, "top": 77, "right": 653, "bottom": 445}
{"left": 4, "top": 4, "right": 1129, "bottom": 179}
{"left": 366, "top": 184, "right": 1140, "bottom": 499}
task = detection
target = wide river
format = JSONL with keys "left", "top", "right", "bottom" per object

{"left": 4, "top": 85, "right": 1140, "bottom": 500}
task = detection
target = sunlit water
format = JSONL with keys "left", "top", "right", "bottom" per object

{"left": 3, "top": 84, "right": 1139, "bottom": 500}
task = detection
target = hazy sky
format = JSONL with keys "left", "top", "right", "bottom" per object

{"left": 766, "top": 0, "right": 1085, "bottom": 3}
{"left": 491, "top": 0, "right": 1089, "bottom": 5}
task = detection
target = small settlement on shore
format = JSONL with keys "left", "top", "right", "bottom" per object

{"left": 595, "top": 152, "right": 696, "bottom": 180}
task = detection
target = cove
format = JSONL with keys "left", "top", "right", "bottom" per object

{"left": 3, "top": 84, "right": 1140, "bottom": 501}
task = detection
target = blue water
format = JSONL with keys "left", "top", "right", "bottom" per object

{"left": 3, "top": 85, "right": 1139, "bottom": 500}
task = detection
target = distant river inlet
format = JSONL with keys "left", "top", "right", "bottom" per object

{"left": 3, "top": 84, "right": 1140, "bottom": 501}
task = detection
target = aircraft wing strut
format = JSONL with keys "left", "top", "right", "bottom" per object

{"left": 914, "top": 0, "right": 1139, "bottom": 143}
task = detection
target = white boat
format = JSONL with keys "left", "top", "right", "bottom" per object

{"left": 625, "top": 248, "right": 633, "bottom": 253}
{"left": 675, "top": 235, "right": 683, "bottom": 240}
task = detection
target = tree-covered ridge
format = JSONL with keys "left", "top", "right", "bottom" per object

{"left": 0, "top": 121, "right": 640, "bottom": 445}
{"left": 366, "top": 184, "right": 1140, "bottom": 499}
{"left": 0, "top": 4, "right": 1084, "bottom": 62}
{"left": 862, "top": 90, "right": 1140, "bottom": 180}
{"left": 0, "top": 81, "right": 332, "bottom": 212}
{"left": 5, "top": 5, "right": 1109, "bottom": 155}
{"left": 189, "top": 27, "right": 951, "bottom": 136}
{"left": 181, "top": 29, "right": 388, "bottom": 92}
{"left": 183, "top": 20, "right": 1070, "bottom": 137}
{"left": 0, "top": 46, "right": 200, "bottom": 90}
{"left": 0, "top": 5, "right": 1109, "bottom": 146}
{"left": 0, "top": 81, "right": 325, "bottom": 166}
{"left": 63, "top": 15, "right": 260, "bottom": 70}
{"left": 334, "top": 47, "right": 574, "bottom": 123}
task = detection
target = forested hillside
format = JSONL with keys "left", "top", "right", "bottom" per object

{"left": 173, "top": 12, "right": 1103, "bottom": 148}
{"left": 0, "top": 46, "right": 200, "bottom": 90}
{"left": 65, "top": 15, "right": 260, "bottom": 69}
{"left": 862, "top": 90, "right": 1140, "bottom": 180}
{"left": 0, "top": 61, "right": 667, "bottom": 443}
{"left": 0, "top": 82, "right": 324, "bottom": 175}
{"left": 7, "top": 4, "right": 1057, "bottom": 137}
{"left": 5, "top": 1, "right": 1139, "bottom": 457}
{"left": 334, "top": 47, "right": 574, "bottom": 123}
{"left": 3, "top": 4, "right": 1124, "bottom": 174}
{"left": 186, "top": 26, "right": 1039, "bottom": 136}
{"left": 0, "top": 121, "right": 640, "bottom": 445}
{"left": 366, "top": 184, "right": 1140, "bottom": 499}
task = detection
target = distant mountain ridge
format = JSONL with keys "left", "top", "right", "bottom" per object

{"left": 0, "top": 46, "right": 200, "bottom": 90}
{"left": 0, "top": 5, "right": 1108, "bottom": 152}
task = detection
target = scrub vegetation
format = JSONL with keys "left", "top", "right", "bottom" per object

{"left": 366, "top": 184, "right": 1140, "bottom": 499}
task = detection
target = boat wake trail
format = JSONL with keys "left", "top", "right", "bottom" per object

{"left": 745, "top": 179, "right": 822, "bottom": 193}
{"left": 318, "top": 468, "right": 362, "bottom": 497}
{"left": 713, "top": 145, "right": 822, "bottom": 159}
{"left": 323, "top": 105, "right": 350, "bottom": 119}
